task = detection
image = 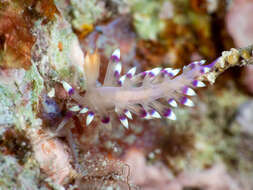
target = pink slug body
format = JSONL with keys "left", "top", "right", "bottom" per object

{"left": 62, "top": 49, "right": 213, "bottom": 128}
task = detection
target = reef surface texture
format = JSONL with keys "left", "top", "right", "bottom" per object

{"left": 0, "top": 0, "right": 253, "bottom": 190}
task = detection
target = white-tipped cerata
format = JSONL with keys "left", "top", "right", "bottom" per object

{"left": 118, "top": 75, "right": 126, "bottom": 85}
{"left": 164, "top": 109, "right": 177, "bottom": 120}
{"left": 201, "top": 67, "right": 211, "bottom": 74}
{"left": 86, "top": 112, "right": 94, "bottom": 126}
{"left": 171, "top": 69, "right": 180, "bottom": 76}
{"left": 144, "top": 113, "right": 152, "bottom": 119}
{"left": 183, "top": 87, "right": 196, "bottom": 96}
{"left": 168, "top": 111, "right": 176, "bottom": 120}
{"left": 62, "top": 81, "right": 74, "bottom": 95}
{"left": 163, "top": 68, "right": 180, "bottom": 77}
{"left": 149, "top": 67, "right": 162, "bottom": 76}
{"left": 69, "top": 105, "right": 81, "bottom": 112}
{"left": 114, "top": 63, "right": 122, "bottom": 74}
{"left": 192, "top": 80, "right": 206, "bottom": 87}
{"left": 199, "top": 60, "right": 206, "bottom": 65}
{"left": 168, "top": 99, "right": 178, "bottom": 107}
{"left": 111, "top": 48, "right": 120, "bottom": 61}
{"left": 126, "top": 67, "right": 137, "bottom": 78}
{"left": 181, "top": 97, "right": 194, "bottom": 107}
{"left": 47, "top": 88, "right": 55, "bottom": 98}
{"left": 80, "top": 107, "right": 89, "bottom": 114}
{"left": 119, "top": 115, "right": 128, "bottom": 129}
{"left": 149, "top": 109, "right": 161, "bottom": 118}
{"left": 124, "top": 110, "right": 133, "bottom": 120}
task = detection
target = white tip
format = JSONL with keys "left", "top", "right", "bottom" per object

{"left": 184, "top": 98, "right": 195, "bottom": 107}
{"left": 199, "top": 60, "right": 206, "bottom": 65}
{"left": 164, "top": 68, "right": 173, "bottom": 72}
{"left": 69, "top": 105, "right": 81, "bottom": 112}
{"left": 164, "top": 68, "right": 180, "bottom": 77}
{"left": 124, "top": 110, "right": 133, "bottom": 120}
{"left": 150, "top": 110, "right": 161, "bottom": 118}
{"left": 168, "top": 99, "right": 178, "bottom": 107}
{"left": 80, "top": 107, "right": 88, "bottom": 114}
{"left": 86, "top": 113, "right": 94, "bottom": 126}
{"left": 119, "top": 75, "right": 126, "bottom": 84}
{"left": 150, "top": 67, "right": 162, "bottom": 76}
{"left": 163, "top": 68, "right": 172, "bottom": 74}
{"left": 185, "top": 87, "right": 196, "bottom": 96}
{"left": 114, "top": 63, "right": 122, "bottom": 73}
{"left": 202, "top": 67, "right": 211, "bottom": 73}
{"left": 166, "top": 110, "right": 177, "bottom": 120}
{"left": 112, "top": 49, "right": 120, "bottom": 59}
{"left": 171, "top": 69, "right": 180, "bottom": 76}
{"left": 120, "top": 117, "right": 128, "bottom": 129}
{"left": 144, "top": 113, "right": 152, "bottom": 119}
{"left": 62, "top": 81, "right": 73, "bottom": 93}
{"left": 196, "top": 80, "right": 206, "bottom": 87}
{"left": 127, "top": 67, "right": 136, "bottom": 76}
{"left": 47, "top": 88, "right": 55, "bottom": 98}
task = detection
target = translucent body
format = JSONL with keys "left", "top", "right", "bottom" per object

{"left": 70, "top": 50, "right": 212, "bottom": 127}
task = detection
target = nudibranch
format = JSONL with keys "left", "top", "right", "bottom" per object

{"left": 61, "top": 49, "right": 214, "bottom": 129}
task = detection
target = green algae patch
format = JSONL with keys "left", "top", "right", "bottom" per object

{"left": 70, "top": 0, "right": 104, "bottom": 31}
{"left": 0, "top": 86, "right": 16, "bottom": 126}
{"left": 0, "top": 66, "right": 43, "bottom": 130}
{"left": 0, "top": 153, "right": 64, "bottom": 190}
{"left": 25, "top": 64, "right": 44, "bottom": 105}
{"left": 128, "top": 0, "right": 165, "bottom": 40}
{"left": 0, "top": 154, "right": 40, "bottom": 190}
{"left": 33, "top": 17, "right": 86, "bottom": 89}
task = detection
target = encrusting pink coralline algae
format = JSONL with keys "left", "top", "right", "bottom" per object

{"left": 61, "top": 49, "right": 214, "bottom": 129}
